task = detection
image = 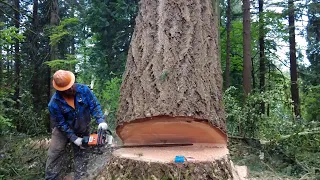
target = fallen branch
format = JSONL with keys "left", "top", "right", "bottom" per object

{"left": 261, "top": 161, "right": 281, "bottom": 180}
{"left": 299, "top": 172, "right": 311, "bottom": 180}
{"left": 229, "top": 128, "right": 320, "bottom": 145}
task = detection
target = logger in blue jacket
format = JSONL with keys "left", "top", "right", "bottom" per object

{"left": 45, "top": 70, "right": 108, "bottom": 180}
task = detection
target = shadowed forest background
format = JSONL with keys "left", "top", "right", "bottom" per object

{"left": 0, "top": 0, "right": 319, "bottom": 179}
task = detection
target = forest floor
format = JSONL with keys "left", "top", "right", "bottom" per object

{"left": 0, "top": 133, "right": 315, "bottom": 180}
{"left": 229, "top": 137, "right": 314, "bottom": 180}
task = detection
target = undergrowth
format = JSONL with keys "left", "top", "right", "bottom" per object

{"left": 0, "top": 134, "right": 48, "bottom": 180}
{"left": 229, "top": 137, "right": 320, "bottom": 180}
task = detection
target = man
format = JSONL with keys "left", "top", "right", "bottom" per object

{"left": 45, "top": 70, "right": 108, "bottom": 180}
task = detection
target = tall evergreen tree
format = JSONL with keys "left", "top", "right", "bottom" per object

{"left": 225, "top": 0, "right": 231, "bottom": 89}
{"left": 13, "top": 0, "right": 20, "bottom": 110}
{"left": 30, "top": 0, "right": 41, "bottom": 110}
{"left": 306, "top": 0, "right": 320, "bottom": 85}
{"left": 48, "top": 0, "right": 59, "bottom": 99}
{"left": 288, "top": 0, "right": 300, "bottom": 118}
{"left": 259, "top": 0, "right": 265, "bottom": 114}
{"left": 242, "top": 0, "right": 251, "bottom": 96}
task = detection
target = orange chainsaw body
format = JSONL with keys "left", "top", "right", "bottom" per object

{"left": 88, "top": 134, "right": 99, "bottom": 146}
{"left": 82, "top": 129, "right": 111, "bottom": 147}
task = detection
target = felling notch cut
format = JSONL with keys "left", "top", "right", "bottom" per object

{"left": 116, "top": 116, "right": 227, "bottom": 147}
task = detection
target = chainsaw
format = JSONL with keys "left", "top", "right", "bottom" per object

{"left": 82, "top": 128, "right": 193, "bottom": 149}
{"left": 82, "top": 128, "right": 113, "bottom": 147}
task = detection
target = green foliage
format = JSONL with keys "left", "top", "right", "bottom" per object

{"left": 1, "top": 89, "right": 48, "bottom": 135}
{"left": 0, "top": 135, "right": 48, "bottom": 179}
{"left": 48, "top": 18, "right": 79, "bottom": 46}
{"left": 0, "top": 115, "right": 13, "bottom": 132}
{"left": 265, "top": 128, "right": 320, "bottom": 178}
{"left": 99, "top": 77, "right": 122, "bottom": 130}
{"left": 16, "top": 91, "right": 48, "bottom": 135}
{"left": 301, "top": 85, "right": 320, "bottom": 122}
{"left": 0, "top": 23, "right": 25, "bottom": 46}
{"left": 44, "top": 56, "right": 79, "bottom": 70}
{"left": 79, "top": 0, "right": 138, "bottom": 93}
{"left": 224, "top": 85, "right": 293, "bottom": 139}
{"left": 0, "top": 90, "right": 15, "bottom": 133}
{"left": 225, "top": 84, "right": 320, "bottom": 178}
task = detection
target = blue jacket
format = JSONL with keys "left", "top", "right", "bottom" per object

{"left": 48, "top": 83, "right": 105, "bottom": 142}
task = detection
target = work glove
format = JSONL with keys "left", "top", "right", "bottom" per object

{"left": 73, "top": 137, "right": 83, "bottom": 146}
{"left": 98, "top": 122, "right": 108, "bottom": 130}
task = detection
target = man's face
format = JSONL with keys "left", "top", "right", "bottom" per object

{"left": 59, "top": 84, "right": 76, "bottom": 97}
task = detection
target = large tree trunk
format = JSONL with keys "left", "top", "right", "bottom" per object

{"left": 288, "top": 0, "right": 300, "bottom": 118}
{"left": 259, "top": 0, "right": 265, "bottom": 114}
{"left": 225, "top": 0, "right": 232, "bottom": 89}
{"left": 98, "top": 0, "right": 246, "bottom": 179}
{"left": 242, "top": 0, "right": 251, "bottom": 97}
{"left": 116, "top": 0, "right": 226, "bottom": 146}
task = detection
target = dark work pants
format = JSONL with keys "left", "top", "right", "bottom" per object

{"left": 45, "top": 128, "right": 89, "bottom": 180}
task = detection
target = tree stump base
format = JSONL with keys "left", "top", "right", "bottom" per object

{"left": 96, "top": 145, "right": 247, "bottom": 180}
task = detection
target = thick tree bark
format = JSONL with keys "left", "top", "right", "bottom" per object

{"left": 117, "top": 0, "right": 226, "bottom": 146}
{"left": 225, "top": 0, "right": 231, "bottom": 89}
{"left": 13, "top": 0, "right": 20, "bottom": 109}
{"left": 288, "top": 0, "right": 300, "bottom": 118}
{"left": 106, "top": 0, "right": 247, "bottom": 178}
{"left": 104, "top": 1, "right": 245, "bottom": 179}
{"left": 259, "top": 0, "right": 265, "bottom": 114}
{"left": 242, "top": 0, "right": 251, "bottom": 97}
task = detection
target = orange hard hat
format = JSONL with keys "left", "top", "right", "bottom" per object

{"left": 52, "top": 70, "right": 75, "bottom": 91}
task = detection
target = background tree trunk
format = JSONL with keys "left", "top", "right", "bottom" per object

{"left": 48, "top": 0, "right": 59, "bottom": 97}
{"left": 0, "top": 4, "right": 3, "bottom": 87}
{"left": 0, "top": 45, "right": 2, "bottom": 87}
{"left": 251, "top": 57, "right": 255, "bottom": 91}
{"left": 242, "top": 0, "right": 251, "bottom": 97}
{"left": 47, "top": 0, "right": 59, "bottom": 131}
{"left": 31, "top": 0, "right": 40, "bottom": 110}
{"left": 0, "top": 24, "right": 2, "bottom": 87}
{"left": 288, "top": 0, "right": 300, "bottom": 118}
{"left": 225, "top": 0, "right": 231, "bottom": 89}
{"left": 259, "top": 0, "right": 265, "bottom": 114}
{"left": 13, "top": 0, "right": 20, "bottom": 110}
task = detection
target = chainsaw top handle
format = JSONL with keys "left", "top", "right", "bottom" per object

{"left": 97, "top": 128, "right": 112, "bottom": 145}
